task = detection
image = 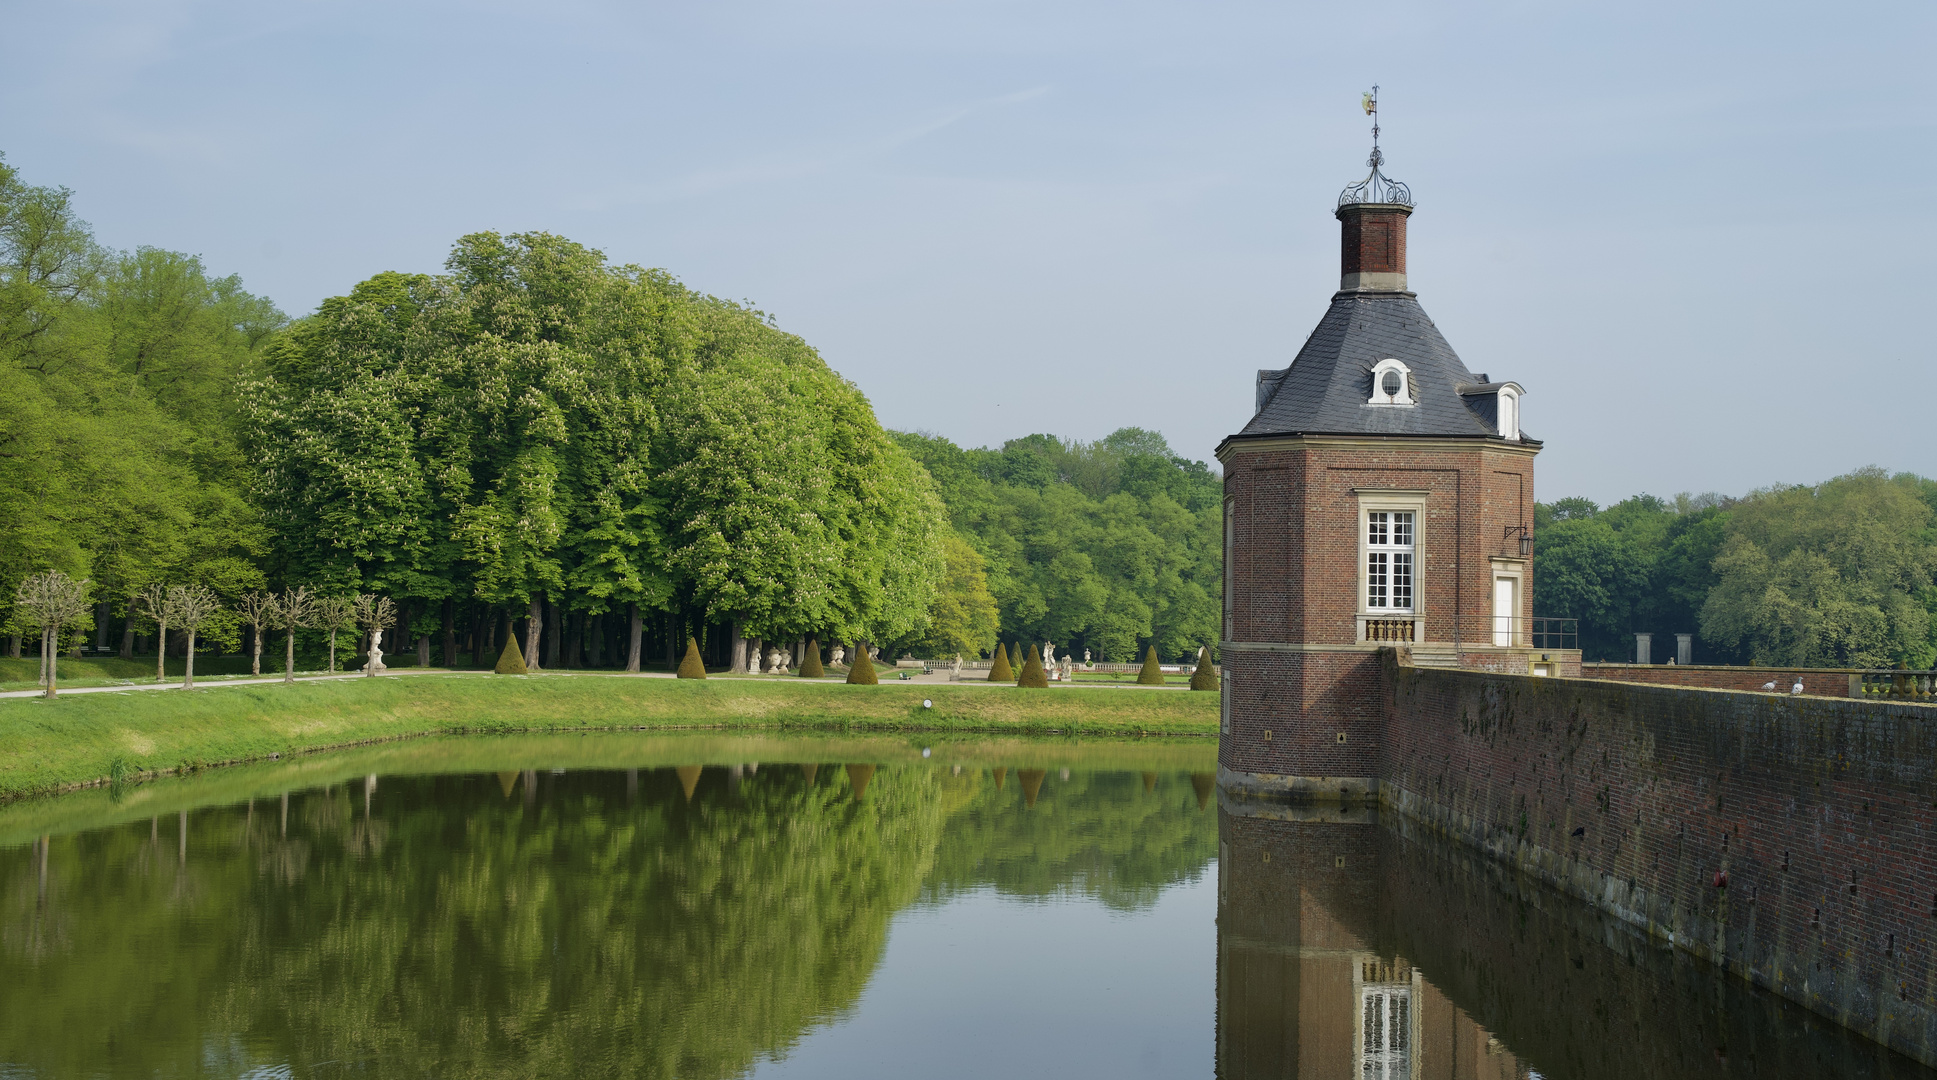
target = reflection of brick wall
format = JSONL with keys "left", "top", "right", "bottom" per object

{"left": 1382, "top": 656, "right": 1937, "bottom": 1066}
{"left": 1581, "top": 662, "right": 1855, "bottom": 697}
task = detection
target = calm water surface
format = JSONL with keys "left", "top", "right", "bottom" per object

{"left": 0, "top": 734, "right": 1929, "bottom": 1078}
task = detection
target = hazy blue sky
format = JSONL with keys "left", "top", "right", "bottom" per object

{"left": 3, "top": 0, "right": 1932, "bottom": 503}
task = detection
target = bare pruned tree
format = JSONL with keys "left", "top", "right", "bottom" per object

{"left": 161, "top": 585, "right": 222, "bottom": 689}
{"left": 15, "top": 571, "right": 91, "bottom": 699}
{"left": 134, "top": 584, "right": 169, "bottom": 682}
{"left": 354, "top": 594, "right": 396, "bottom": 677}
{"left": 313, "top": 595, "right": 356, "bottom": 674}
{"left": 235, "top": 592, "right": 276, "bottom": 677}
{"left": 272, "top": 586, "right": 313, "bottom": 684}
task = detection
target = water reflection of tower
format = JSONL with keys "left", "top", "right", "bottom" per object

{"left": 1217, "top": 806, "right": 1533, "bottom": 1080}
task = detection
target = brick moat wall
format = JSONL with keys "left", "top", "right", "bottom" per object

{"left": 1582, "top": 662, "right": 1861, "bottom": 697}
{"left": 1378, "top": 656, "right": 1937, "bottom": 1066}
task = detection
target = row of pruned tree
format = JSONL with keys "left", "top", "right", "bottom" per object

{"left": 11, "top": 569, "right": 401, "bottom": 697}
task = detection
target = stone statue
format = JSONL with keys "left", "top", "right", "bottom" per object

{"left": 365, "top": 628, "right": 387, "bottom": 674}
{"left": 831, "top": 644, "right": 846, "bottom": 666}
{"left": 1043, "top": 642, "right": 1056, "bottom": 666}
{"left": 746, "top": 645, "right": 760, "bottom": 675}
{"left": 764, "top": 646, "right": 789, "bottom": 674}
{"left": 951, "top": 653, "right": 963, "bottom": 678}
{"left": 1060, "top": 657, "right": 1074, "bottom": 682}
{"left": 1083, "top": 648, "right": 1092, "bottom": 668}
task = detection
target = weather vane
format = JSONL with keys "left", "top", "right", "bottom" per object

{"left": 1338, "top": 85, "right": 1412, "bottom": 208}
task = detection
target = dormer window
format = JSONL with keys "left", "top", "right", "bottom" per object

{"left": 1367, "top": 358, "right": 1413, "bottom": 406}
{"left": 1497, "top": 387, "right": 1520, "bottom": 440}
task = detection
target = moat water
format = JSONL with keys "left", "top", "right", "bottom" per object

{"left": 0, "top": 733, "right": 1929, "bottom": 1079}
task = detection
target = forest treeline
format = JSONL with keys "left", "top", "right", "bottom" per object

{"left": 0, "top": 152, "right": 1220, "bottom": 668}
{"left": 1534, "top": 468, "right": 1937, "bottom": 667}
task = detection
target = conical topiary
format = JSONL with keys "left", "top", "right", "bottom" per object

{"left": 845, "top": 646, "right": 878, "bottom": 685}
{"left": 677, "top": 637, "right": 707, "bottom": 679}
{"left": 494, "top": 632, "right": 528, "bottom": 675}
{"left": 1018, "top": 643, "right": 1050, "bottom": 688}
{"left": 1189, "top": 646, "right": 1219, "bottom": 691}
{"left": 1136, "top": 644, "right": 1166, "bottom": 685}
{"left": 986, "top": 643, "right": 1013, "bottom": 682}
{"left": 799, "top": 637, "right": 824, "bottom": 678}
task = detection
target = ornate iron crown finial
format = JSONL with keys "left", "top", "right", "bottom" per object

{"left": 1338, "top": 85, "right": 1413, "bottom": 208}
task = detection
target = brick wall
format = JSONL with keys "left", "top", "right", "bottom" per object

{"left": 1380, "top": 655, "right": 1937, "bottom": 1066}
{"left": 1338, "top": 204, "right": 1410, "bottom": 277}
{"left": 1583, "top": 662, "right": 1858, "bottom": 697}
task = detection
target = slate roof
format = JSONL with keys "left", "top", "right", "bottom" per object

{"left": 1235, "top": 290, "right": 1537, "bottom": 445}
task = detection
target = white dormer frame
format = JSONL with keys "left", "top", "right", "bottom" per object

{"left": 1496, "top": 382, "right": 1523, "bottom": 440}
{"left": 1367, "top": 358, "right": 1414, "bottom": 407}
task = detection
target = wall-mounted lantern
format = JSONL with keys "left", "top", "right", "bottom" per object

{"left": 1504, "top": 525, "right": 1532, "bottom": 557}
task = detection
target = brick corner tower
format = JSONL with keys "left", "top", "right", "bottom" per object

{"left": 1216, "top": 103, "right": 1555, "bottom": 804}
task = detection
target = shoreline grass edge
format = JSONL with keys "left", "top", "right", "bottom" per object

{"left": 0, "top": 673, "right": 1220, "bottom": 804}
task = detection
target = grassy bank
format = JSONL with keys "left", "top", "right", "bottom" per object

{"left": 0, "top": 673, "right": 1218, "bottom": 802}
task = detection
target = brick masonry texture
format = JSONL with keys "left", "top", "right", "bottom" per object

{"left": 1219, "top": 437, "right": 1538, "bottom": 780}
{"left": 1584, "top": 662, "right": 1860, "bottom": 696}
{"left": 1381, "top": 655, "right": 1937, "bottom": 1066}
{"left": 1338, "top": 205, "right": 1410, "bottom": 277}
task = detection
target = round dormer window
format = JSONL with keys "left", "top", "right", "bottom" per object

{"left": 1367, "top": 358, "right": 1414, "bottom": 406}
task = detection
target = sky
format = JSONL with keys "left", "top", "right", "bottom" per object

{"left": 2, "top": 0, "right": 1933, "bottom": 505}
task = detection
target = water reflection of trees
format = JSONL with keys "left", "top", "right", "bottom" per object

{"left": 0, "top": 761, "right": 1217, "bottom": 1078}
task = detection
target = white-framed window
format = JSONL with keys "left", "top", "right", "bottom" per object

{"left": 1365, "top": 511, "right": 1415, "bottom": 612}
{"left": 1498, "top": 387, "right": 1520, "bottom": 440}
{"left": 1360, "top": 985, "right": 1412, "bottom": 1080}
{"left": 1367, "top": 358, "right": 1414, "bottom": 406}
{"left": 1220, "top": 669, "right": 1233, "bottom": 734}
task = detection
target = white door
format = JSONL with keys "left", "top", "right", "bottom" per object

{"left": 1492, "top": 577, "right": 1516, "bottom": 646}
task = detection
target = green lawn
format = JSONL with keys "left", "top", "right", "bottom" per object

{"left": 0, "top": 672, "right": 1218, "bottom": 802}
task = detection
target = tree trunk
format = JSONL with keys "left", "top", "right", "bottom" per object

{"left": 730, "top": 625, "right": 748, "bottom": 676}
{"left": 328, "top": 629, "right": 338, "bottom": 674}
{"left": 285, "top": 626, "right": 298, "bottom": 683}
{"left": 416, "top": 632, "right": 430, "bottom": 667}
{"left": 42, "top": 627, "right": 55, "bottom": 697}
{"left": 120, "top": 610, "right": 134, "bottom": 660}
{"left": 7, "top": 633, "right": 17, "bottom": 659}
{"left": 250, "top": 628, "right": 262, "bottom": 676}
{"left": 563, "top": 608, "right": 580, "bottom": 670}
{"left": 95, "top": 601, "right": 108, "bottom": 652}
{"left": 545, "top": 600, "right": 562, "bottom": 669}
{"left": 156, "top": 621, "right": 168, "bottom": 681}
{"left": 184, "top": 630, "right": 198, "bottom": 688}
{"left": 587, "top": 611, "right": 603, "bottom": 668}
{"left": 626, "top": 603, "right": 642, "bottom": 673}
{"left": 525, "top": 597, "right": 544, "bottom": 672}
{"left": 442, "top": 598, "right": 457, "bottom": 668}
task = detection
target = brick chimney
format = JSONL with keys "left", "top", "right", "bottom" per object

{"left": 1336, "top": 202, "right": 1411, "bottom": 292}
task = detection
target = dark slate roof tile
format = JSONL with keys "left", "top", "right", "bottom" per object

{"left": 1238, "top": 291, "right": 1532, "bottom": 442}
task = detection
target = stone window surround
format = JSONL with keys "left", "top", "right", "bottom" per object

{"left": 1367, "top": 358, "right": 1415, "bottom": 407}
{"left": 1355, "top": 488, "right": 1430, "bottom": 642}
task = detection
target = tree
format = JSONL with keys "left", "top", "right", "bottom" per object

{"left": 1017, "top": 643, "right": 1049, "bottom": 688}
{"left": 354, "top": 594, "right": 397, "bottom": 676}
{"left": 844, "top": 645, "right": 878, "bottom": 685}
{"left": 235, "top": 592, "right": 275, "bottom": 676}
{"left": 272, "top": 586, "right": 313, "bottom": 683}
{"left": 14, "top": 570, "right": 89, "bottom": 698}
{"left": 1701, "top": 469, "right": 1936, "bottom": 667}
{"left": 495, "top": 632, "right": 528, "bottom": 675}
{"left": 161, "top": 584, "right": 221, "bottom": 689}
{"left": 986, "top": 642, "right": 1013, "bottom": 682}
{"left": 134, "top": 583, "right": 169, "bottom": 682}
{"left": 676, "top": 636, "right": 706, "bottom": 679}
{"left": 1189, "top": 646, "right": 1219, "bottom": 691}
{"left": 313, "top": 595, "right": 356, "bottom": 674}
{"left": 1136, "top": 644, "right": 1165, "bottom": 685}
{"left": 888, "top": 531, "right": 998, "bottom": 660}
